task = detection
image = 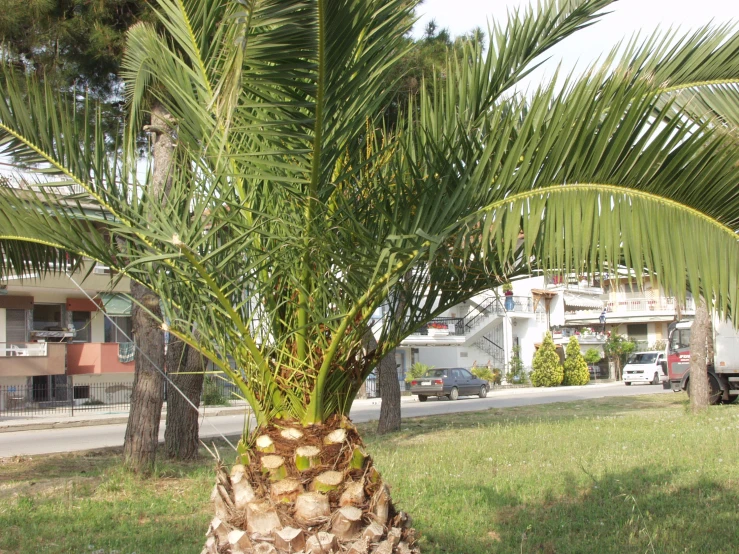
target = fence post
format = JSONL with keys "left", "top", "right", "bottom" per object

{"left": 69, "top": 376, "right": 74, "bottom": 417}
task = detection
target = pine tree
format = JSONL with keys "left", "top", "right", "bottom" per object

{"left": 0, "top": 1, "right": 148, "bottom": 96}
{"left": 531, "top": 332, "right": 564, "bottom": 387}
{"left": 563, "top": 336, "right": 590, "bottom": 386}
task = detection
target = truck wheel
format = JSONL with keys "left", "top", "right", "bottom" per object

{"left": 709, "top": 374, "right": 722, "bottom": 405}
{"left": 625, "top": 381, "right": 632, "bottom": 386}
{"left": 686, "top": 375, "right": 723, "bottom": 405}
{"left": 448, "top": 387, "right": 459, "bottom": 401}
{"left": 418, "top": 395, "right": 428, "bottom": 402}
{"left": 725, "top": 394, "right": 738, "bottom": 404}
{"left": 651, "top": 372, "right": 660, "bottom": 385}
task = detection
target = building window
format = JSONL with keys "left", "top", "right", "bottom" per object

{"left": 73, "top": 385, "right": 91, "bottom": 400}
{"left": 72, "top": 311, "right": 92, "bottom": 342}
{"left": 105, "top": 316, "right": 133, "bottom": 343}
{"left": 6, "top": 309, "right": 28, "bottom": 344}
{"left": 33, "top": 304, "right": 64, "bottom": 330}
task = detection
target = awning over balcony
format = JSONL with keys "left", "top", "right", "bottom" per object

{"left": 563, "top": 293, "right": 604, "bottom": 310}
{"left": 99, "top": 293, "right": 132, "bottom": 316}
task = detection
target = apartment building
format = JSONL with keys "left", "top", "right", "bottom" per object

{"left": 0, "top": 264, "right": 134, "bottom": 406}
{"left": 390, "top": 273, "right": 691, "bottom": 383}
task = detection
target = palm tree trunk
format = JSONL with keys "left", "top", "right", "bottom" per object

{"left": 124, "top": 281, "right": 165, "bottom": 473}
{"left": 377, "top": 352, "right": 401, "bottom": 434}
{"left": 690, "top": 297, "right": 710, "bottom": 413}
{"left": 123, "top": 104, "right": 174, "bottom": 473}
{"left": 165, "top": 339, "right": 205, "bottom": 460}
{"left": 203, "top": 417, "right": 419, "bottom": 554}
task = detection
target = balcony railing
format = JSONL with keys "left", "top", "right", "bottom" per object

{"left": 411, "top": 317, "right": 466, "bottom": 336}
{"left": 0, "top": 342, "right": 48, "bottom": 357}
{"left": 408, "top": 296, "right": 534, "bottom": 337}
{"left": 605, "top": 296, "right": 694, "bottom": 313}
{"left": 0, "top": 343, "right": 66, "bottom": 377}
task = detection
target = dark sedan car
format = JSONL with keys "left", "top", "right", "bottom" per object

{"left": 410, "top": 367, "right": 488, "bottom": 401}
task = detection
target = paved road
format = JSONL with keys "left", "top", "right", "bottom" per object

{"left": 0, "top": 383, "right": 669, "bottom": 457}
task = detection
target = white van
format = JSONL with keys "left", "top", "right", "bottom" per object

{"left": 623, "top": 352, "right": 667, "bottom": 385}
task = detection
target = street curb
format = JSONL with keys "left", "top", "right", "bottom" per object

{"left": 0, "top": 406, "right": 251, "bottom": 434}
{"left": 0, "top": 383, "right": 621, "bottom": 433}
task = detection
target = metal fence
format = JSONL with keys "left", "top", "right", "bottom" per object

{"left": 0, "top": 381, "right": 133, "bottom": 417}
{"left": 362, "top": 375, "right": 412, "bottom": 399}
{"left": 0, "top": 376, "right": 241, "bottom": 418}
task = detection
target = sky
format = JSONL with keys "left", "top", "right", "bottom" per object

{"left": 413, "top": 0, "right": 738, "bottom": 84}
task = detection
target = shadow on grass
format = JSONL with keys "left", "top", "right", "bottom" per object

{"left": 0, "top": 445, "right": 222, "bottom": 483}
{"left": 414, "top": 467, "right": 739, "bottom": 554}
{"left": 0, "top": 449, "right": 215, "bottom": 554}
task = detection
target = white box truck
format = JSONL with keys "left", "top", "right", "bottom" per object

{"left": 666, "top": 319, "right": 739, "bottom": 404}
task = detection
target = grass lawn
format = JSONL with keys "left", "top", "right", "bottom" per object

{"left": 1, "top": 393, "right": 737, "bottom": 553}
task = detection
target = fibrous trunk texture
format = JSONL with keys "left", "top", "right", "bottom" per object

{"left": 377, "top": 351, "right": 401, "bottom": 435}
{"left": 203, "top": 416, "right": 419, "bottom": 554}
{"left": 123, "top": 281, "right": 165, "bottom": 473}
{"left": 165, "top": 338, "right": 205, "bottom": 460}
{"left": 123, "top": 104, "right": 175, "bottom": 473}
{"left": 690, "top": 297, "right": 710, "bottom": 412}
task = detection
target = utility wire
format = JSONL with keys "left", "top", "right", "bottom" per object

{"left": 65, "top": 272, "right": 239, "bottom": 452}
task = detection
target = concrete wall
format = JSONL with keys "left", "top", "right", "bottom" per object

{"left": 0, "top": 343, "right": 66, "bottom": 377}
{"left": 0, "top": 376, "right": 27, "bottom": 387}
{"left": 67, "top": 343, "right": 135, "bottom": 375}
{"left": 415, "top": 347, "right": 458, "bottom": 368}
{"left": 90, "top": 311, "right": 106, "bottom": 343}
{"left": 70, "top": 373, "right": 135, "bottom": 404}
{"left": 71, "top": 373, "right": 135, "bottom": 385}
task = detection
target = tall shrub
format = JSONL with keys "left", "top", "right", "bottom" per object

{"left": 531, "top": 332, "right": 563, "bottom": 387}
{"left": 584, "top": 348, "right": 602, "bottom": 365}
{"left": 563, "top": 336, "right": 590, "bottom": 386}
{"left": 507, "top": 345, "right": 528, "bottom": 384}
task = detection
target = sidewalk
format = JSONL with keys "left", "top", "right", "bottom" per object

{"left": 0, "top": 381, "right": 620, "bottom": 433}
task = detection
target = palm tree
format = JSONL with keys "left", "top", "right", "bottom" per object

{"left": 1, "top": 0, "right": 738, "bottom": 550}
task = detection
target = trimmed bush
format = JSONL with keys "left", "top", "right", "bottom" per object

{"left": 531, "top": 332, "right": 563, "bottom": 387}
{"left": 471, "top": 365, "right": 502, "bottom": 385}
{"left": 563, "top": 336, "right": 590, "bottom": 386}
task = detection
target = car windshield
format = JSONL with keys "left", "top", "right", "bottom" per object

{"left": 424, "top": 369, "right": 448, "bottom": 378}
{"left": 628, "top": 353, "right": 658, "bottom": 364}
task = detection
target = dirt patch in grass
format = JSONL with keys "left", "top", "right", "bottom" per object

{"left": 0, "top": 475, "right": 101, "bottom": 499}
{"left": 0, "top": 448, "right": 119, "bottom": 482}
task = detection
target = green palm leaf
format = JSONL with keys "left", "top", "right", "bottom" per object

{"left": 0, "top": 0, "right": 737, "bottom": 425}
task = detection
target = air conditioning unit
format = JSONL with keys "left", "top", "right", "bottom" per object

{"left": 93, "top": 265, "right": 111, "bottom": 275}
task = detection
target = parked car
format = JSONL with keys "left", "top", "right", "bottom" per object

{"left": 410, "top": 367, "right": 488, "bottom": 401}
{"left": 623, "top": 351, "right": 667, "bottom": 385}
{"left": 588, "top": 363, "right": 608, "bottom": 379}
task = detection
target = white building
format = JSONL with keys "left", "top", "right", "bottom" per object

{"left": 390, "top": 273, "right": 693, "bottom": 384}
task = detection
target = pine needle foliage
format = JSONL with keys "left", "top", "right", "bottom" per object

{"left": 563, "top": 336, "right": 590, "bottom": 386}
{"left": 0, "top": 0, "right": 738, "bottom": 427}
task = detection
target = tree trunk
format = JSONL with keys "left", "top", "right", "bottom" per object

{"left": 122, "top": 104, "right": 175, "bottom": 473}
{"left": 165, "top": 338, "right": 205, "bottom": 460}
{"left": 690, "top": 297, "right": 710, "bottom": 413}
{"left": 377, "top": 351, "right": 401, "bottom": 434}
{"left": 202, "top": 417, "right": 419, "bottom": 554}
{"left": 124, "top": 281, "right": 166, "bottom": 473}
